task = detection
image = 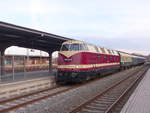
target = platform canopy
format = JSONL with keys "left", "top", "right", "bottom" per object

{"left": 0, "top": 21, "right": 71, "bottom": 53}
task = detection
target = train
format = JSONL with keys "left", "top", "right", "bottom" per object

{"left": 56, "top": 40, "right": 145, "bottom": 83}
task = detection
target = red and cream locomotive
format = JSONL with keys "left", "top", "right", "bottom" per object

{"left": 56, "top": 40, "right": 121, "bottom": 83}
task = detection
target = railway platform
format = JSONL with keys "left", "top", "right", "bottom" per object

{"left": 0, "top": 70, "right": 55, "bottom": 84}
{"left": 0, "top": 70, "right": 56, "bottom": 99}
{"left": 120, "top": 68, "right": 150, "bottom": 113}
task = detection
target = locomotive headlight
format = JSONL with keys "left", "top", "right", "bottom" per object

{"left": 75, "top": 65, "right": 79, "bottom": 68}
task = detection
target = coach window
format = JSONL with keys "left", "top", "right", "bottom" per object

{"left": 110, "top": 56, "right": 113, "bottom": 61}
{"left": 97, "top": 55, "right": 101, "bottom": 60}
{"left": 104, "top": 56, "right": 107, "bottom": 61}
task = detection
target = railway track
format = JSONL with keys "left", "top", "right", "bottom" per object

{"left": 69, "top": 66, "right": 148, "bottom": 113}
{"left": 0, "top": 85, "right": 72, "bottom": 113}
{"left": 0, "top": 78, "right": 103, "bottom": 112}
{"left": 0, "top": 66, "right": 145, "bottom": 113}
{"left": 0, "top": 69, "right": 124, "bottom": 113}
{"left": 0, "top": 73, "right": 116, "bottom": 113}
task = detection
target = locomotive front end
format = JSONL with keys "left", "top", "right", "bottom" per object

{"left": 56, "top": 40, "right": 87, "bottom": 83}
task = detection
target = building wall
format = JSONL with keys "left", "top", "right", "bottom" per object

{"left": 4, "top": 55, "right": 49, "bottom": 73}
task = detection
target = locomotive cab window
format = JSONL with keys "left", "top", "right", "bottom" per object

{"left": 61, "top": 43, "right": 88, "bottom": 51}
{"left": 61, "top": 44, "right": 70, "bottom": 51}
{"left": 70, "top": 44, "right": 79, "bottom": 51}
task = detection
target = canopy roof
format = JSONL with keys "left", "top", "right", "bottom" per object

{"left": 0, "top": 21, "right": 71, "bottom": 53}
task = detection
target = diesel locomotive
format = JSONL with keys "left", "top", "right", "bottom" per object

{"left": 56, "top": 40, "right": 145, "bottom": 83}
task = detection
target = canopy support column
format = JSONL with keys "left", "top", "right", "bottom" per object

{"left": 0, "top": 49, "right": 5, "bottom": 77}
{"left": 48, "top": 52, "right": 52, "bottom": 72}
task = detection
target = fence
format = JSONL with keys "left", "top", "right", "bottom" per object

{"left": 0, "top": 55, "right": 49, "bottom": 82}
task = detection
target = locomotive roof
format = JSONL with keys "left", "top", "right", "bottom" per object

{"left": 131, "top": 55, "right": 146, "bottom": 59}
{"left": 62, "top": 40, "right": 145, "bottom": 58}
{"left": 62, "top": 40, "right": 119, "bottom": 55}
{"left": 63, "top": 40, "right": 84, "bottom": 44}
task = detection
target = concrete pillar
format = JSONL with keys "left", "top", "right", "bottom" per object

{"left": 0, "top": 49, "right": 5, "bottom": 76}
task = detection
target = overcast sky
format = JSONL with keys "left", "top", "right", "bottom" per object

{"left": 0, "top": 0, "right": 150, "bottom": 55}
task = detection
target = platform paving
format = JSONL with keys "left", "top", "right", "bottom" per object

{"left": 120, "top": 68, "right": 150, "bottom": 113}
{"left": 0, "top": 69, "right": 56, "bottom": 98}
{"left": 0, "top": 69, "right": 57, "bottom": 84}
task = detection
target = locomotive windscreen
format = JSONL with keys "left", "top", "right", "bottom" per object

{"left": 61, "top": 44, "right": 70, "bottom": 51}
{"left": 61, "top": 43, "right": 87, "bottom": 51}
